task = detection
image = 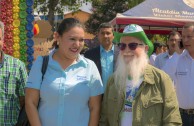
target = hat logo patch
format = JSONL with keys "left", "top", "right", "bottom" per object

{"left": 123, "top": 24, "right": 143, "bottom": 33}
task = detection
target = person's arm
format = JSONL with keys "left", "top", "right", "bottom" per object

{"left": 161, "top": 73, "right": 182, "bottom": 126}
{"left": 87, "top": 60, "right": 103, "bottom": 126}
{"left": 88, "top": 95, "right": 102, "bottom": 126}
{"left": 25, "top": 88, "right": 41, "bottom": 126}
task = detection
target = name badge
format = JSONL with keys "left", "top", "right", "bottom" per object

{"left": 177, "top": 71, "right": 187, "bottom": 76}
{"left": 77, "top": 75, "right": 87, "bottom": 81}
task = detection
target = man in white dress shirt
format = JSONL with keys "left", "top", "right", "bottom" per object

{"left": 174, "top": 23, "right": 194, "bottom": 126}
{"left": 154, "top": 31, "right": 182, "bottom": 70}
{"left": 154, "top": 31, "right": 183, "bottom": 80}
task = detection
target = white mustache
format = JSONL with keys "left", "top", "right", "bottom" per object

{"left": 123, "top": 53, "right": 133, "bottom": 56}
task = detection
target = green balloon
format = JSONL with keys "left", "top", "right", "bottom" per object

{"left": 21, "top": 20, "right": 27, "bottom": 25}
{"left": 20, "top": 56, "right": 27, "bottom": 62}
{"left": 19, "top": 11, "right": 27, "bottom": 19}
{"left": 20, "top": 49, "right": 26, "bottom": 55}
{"left": 20, "top": 2, "right": 27, "bottom": 11}
{"left": 19, "top": 26, "right": 26, "bottom": 32}
{"left": 20, "top": 32, "right": 27, "bottom": 40}
{"left": 20, "top": 45, "right": 26, "bottom": 49}
{"left": 20, "top": 40, "right": 26, "bottom": 46}
{"left": 20, "top": 0, "right": 26, "bottom": 2}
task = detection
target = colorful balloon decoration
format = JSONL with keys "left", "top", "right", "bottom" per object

{"left": 33, "top": 22, "right": 39, "bottom": 35}
{"left": 0, "top": 0, "right": 34, "bottom": 70}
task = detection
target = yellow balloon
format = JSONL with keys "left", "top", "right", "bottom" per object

{"left": 13, "top": 28, "right": 20, "bottom": 36}
{"left": 13, "top": 0, "right": 19, "bottom": 2}
{"left": 13, "top": 53, "right": 17, "bottom": 58}
{"left": 13, "top": 3, "right": 19, "bottom": 6}
{"left": 13, "top": 0, "right": 19, "bottom": 6}
{"left": 13, "top": 13, "right": 19, "bottom": 20}
{"left": 13, "top": 20, "right": 20, "bottom": 28}
{"left": 13, "top": 6, "right": 20, "bottom": 13}
{"left": 13, "top": 39, "right": 20, "bottom": 43}
{"left": 13, "top": 43, "right": 20, "bottom": 51}
{"left": 13, "top": 51, "right": 20, "bottom": 58}
{"left": 13, "top": 36, "right": 20, "bottom": 43}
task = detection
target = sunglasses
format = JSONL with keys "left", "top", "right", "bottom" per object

{"left": 118, "top": 43, "right": 144, "bottom": 51}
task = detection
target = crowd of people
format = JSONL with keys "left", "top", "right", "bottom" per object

{"left": 0, "top": 17, "right": 194, "bottom": 126}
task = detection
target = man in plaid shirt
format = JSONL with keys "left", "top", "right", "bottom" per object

{"left": 0, "top": 21, "right": 28, "bottom": 125}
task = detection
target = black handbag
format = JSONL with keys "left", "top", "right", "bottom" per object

{"left": 15, "top": 56, "right": 49, "bottom": 126}
{"left": 15, "top": 105, "right": 30, "bottom": 126}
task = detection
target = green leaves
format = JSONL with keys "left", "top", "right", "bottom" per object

{"left": 86, "top": 0, "right": 139, "bottom": 34}
{"left": 34, "top": 0, "right": 91, "bottom": 27}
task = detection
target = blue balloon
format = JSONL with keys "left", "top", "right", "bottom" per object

{"left": 26, "top": 0, "right": 34, "bottom": 7}
{"left": 27, "top": 31, "right": 34, "bottom": 38}
{"left": 26, "top": 39, "right": 34, "bottom": 47}
{"left": 26, "top": 23, "right": 33, "bottom": 31}
{"left": 27, "top": 14, "right": 34, "bottom": 22}
{"left": 27, "top": 55, "right": 34, "bottom": 62}
{"left": 26, "top": 7, "right": 33, "bottom": 14}
{"left": 27, "top": 47, "right": 34, "bottom": 55}
{"left": 27, "top": 63, "right": 33, "bottom": 70}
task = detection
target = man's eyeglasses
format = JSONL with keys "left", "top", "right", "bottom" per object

{"left": 118, "top": 43, "right": 144, "bottom": 51}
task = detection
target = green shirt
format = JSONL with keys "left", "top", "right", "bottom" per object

{"left": 0, "top": 53, "right": 28, "bottom": 126}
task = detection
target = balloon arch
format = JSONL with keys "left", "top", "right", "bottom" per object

{"left": 0, "top": 0, "right": 35, "bottom": 70}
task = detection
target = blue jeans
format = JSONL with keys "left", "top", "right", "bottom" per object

{"left": 180, "top": 111, "right": 194, "bottom": 126}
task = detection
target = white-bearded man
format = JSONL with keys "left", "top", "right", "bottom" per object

{"left": 99, "top": 24, "right": 182, "bottom": 126}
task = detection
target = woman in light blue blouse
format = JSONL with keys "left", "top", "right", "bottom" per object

{"left": 25, "top": 18, "right": 104, "bottom": 126}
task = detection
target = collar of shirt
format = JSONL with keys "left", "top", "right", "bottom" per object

{"left": 49, "top": 50, "right": 88, "bottom": 70}
{"left": 152, "top": 53, "right": 157, "bottom": 56}
{"left": 100, "top": 45, "right": 114, "bottom": 54}
{"left": 181, "top": 50, "right": 194, "bottom": 60}
{"left": 162, "top": 52, "right": 171, "bottom": 59}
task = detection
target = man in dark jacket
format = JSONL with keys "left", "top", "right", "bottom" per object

{"left": 84, "top": 23, "right": 119, "bottom": 91}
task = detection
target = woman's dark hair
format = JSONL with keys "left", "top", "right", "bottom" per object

{"left": 57, "top": 18, "right": 85, "bottom": 36}
{"left": 52, "top": 40, "right": 59, "bottom": 49}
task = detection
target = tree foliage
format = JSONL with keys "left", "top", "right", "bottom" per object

{"left": 151, "top": 34, "right": 168, "bottom": 43}
{"left": 85, "top": 0, "right": 145, "bottom": 34}
{"left": 34, "top": 0, "right": 91, "bottom": 29}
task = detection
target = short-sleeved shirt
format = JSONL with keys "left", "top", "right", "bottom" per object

{"left": 26, "top": 52, "right": 103, "bottom": 126}
{"left": 0, "top": 53, "right": 28, "bottom": 125}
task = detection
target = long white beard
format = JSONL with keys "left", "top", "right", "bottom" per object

{"left": 128, "top": 53, "right": 148, "bottom": 85}
{"left": 114, "top": 51, "right": 148, "bottom": 90}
